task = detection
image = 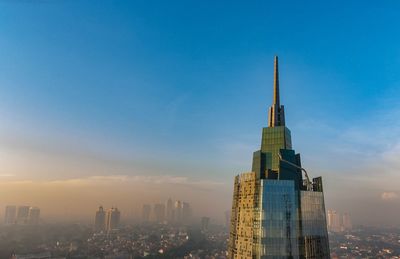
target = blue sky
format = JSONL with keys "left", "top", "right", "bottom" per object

{"left": 1, "top": 1, "right": 400, "bottom": 224}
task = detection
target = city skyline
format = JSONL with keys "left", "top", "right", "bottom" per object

{"left": 1, "top": 1, "right": 400, "bottom": 226}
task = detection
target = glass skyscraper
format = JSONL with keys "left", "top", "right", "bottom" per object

{"left": 228, "top": 57, "right": 330, "bottom": 259}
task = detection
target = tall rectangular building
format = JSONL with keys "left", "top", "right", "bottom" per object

{"left": 95, "top": 206, "right": 106, "bottom": 231}
{"left": 228, "top": 57, "right": 330, "bottom": 259}
{"left": 174, "top": 201, "right": 182, "bottom": 223}
{"left": 106, "top": 207, "right": 120, "bottom": 232}
{"left": 28, "top": 207, "right": 40, "bottom": 225}
{"left": 4, "top": 205, "right": 17, "bottom": 225}
{"left": 16, "top": 206, "right": 30, "bottom": 225}
{"left": 327, "top": 210, "right": 341, "bottom": 232}
{"left": 342, "top": 213, "right": 352, "bottom": 231}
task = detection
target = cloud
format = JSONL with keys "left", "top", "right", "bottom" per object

{"left": 1, "top": 174, "right": 225, "bottom": 189}
{"left": 0, "top": 174, "right": 15, "bottom": 177}
{"left": 381, "top": 192, "right": 399, "bottom": 201}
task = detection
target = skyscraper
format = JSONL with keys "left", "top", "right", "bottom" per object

{"left": 4, "top": 205, "right": 16, "bottom": 225}
{"left": 28, "top": 207, "right": 40, "bottom": 225}
{"left": 342, "top": 213, "right": 352, "bottom": 231}
{"left": 327, "top": 210, "right": 351, "bottom": 232}
{"left": 16, "top": 206, "right": 30, "bottom": 225}
{"left": 327, "top": 210, "right": 341, "bottom": 232}
{"left": 106, "top": 207, "right": 120, "bottom": 232}
{"left": 95, "top": 206, "right": 106, "bottom": 231}
{"left": 174, "top": 200, "right": 182, "bottom": 223}
{"left": 327, "top": 210, "right": 333, "bottom": 231}
{"left": 228, "top": 57, "right": 330, "bottom": 259}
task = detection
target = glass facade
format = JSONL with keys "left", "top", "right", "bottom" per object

{"left": 253, "top": 126, "right": 292, "bottom": 174}
{"left": 261, "top": 126, "right": 292, "bottom": 152}
{"left": 255, "top": 180, "right": 300, "bottom": 259}
{"left": 300, "top": 191, "right": 330, "bottom": 258}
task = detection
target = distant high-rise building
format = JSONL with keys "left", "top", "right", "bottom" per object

{"left": 327, "top": 210, "right": 333, "bottom": 230}
{"left": 327, "top": 210, "right": 341, "bottom": 232}
{"left": 327, "top": 210, "right": 351, "bottom": 232}
{"left": 166, "top": 198, "right": 174, "bottom": 223}
{"left": 174, "top": 201, "right": 182, "bottom": 223}
{"left": 342, "top": 212, "right": 352, "bottom": 231}
{"left": 142, "top": 204, "right": 151, "bottom": 222}
{"left": 334, "top": 212, "right": 341, "bottom": 231}
{"left": 4, "top": 205, "right": 16, "bottom": 225}
{"left": 106, "top": 208, "right": 120, "bottom": 232}
{"left": 201, "top": 217, "right": 210, "bottom": 231}
{"left": 16, "top": 206, "right": 30, "bottom": 224}
{"left": 228, "top": 57, "right": 330, "bottom": 258}
{"left": 95, "top": 206, "right": 106, "bottom": 231}
{"left": 154, "top": 204, "right": 166, "bottom": 223}
{"left": 28, "top": 207, "right": 40, "bottom": 225}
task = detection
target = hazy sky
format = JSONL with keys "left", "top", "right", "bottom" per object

{"left": 1, "top": 1, "right": 400, "bottom": 225}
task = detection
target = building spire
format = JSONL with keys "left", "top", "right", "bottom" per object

{"left": 273, "top": 56, "right": 280, "bottom": 106}
{"left": 268, "top": 56, "right": 285, "bottom": 127}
